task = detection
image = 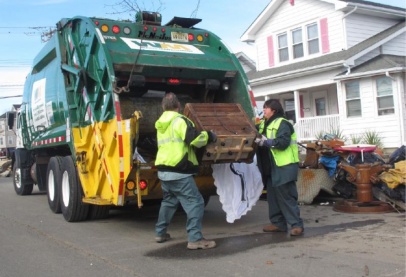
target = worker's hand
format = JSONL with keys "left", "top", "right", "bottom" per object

{"left": 207, "top": 130, "right": 217, "bottom": 144}
{"left": 255, "top": 135, "right": 267, "bottom": 146}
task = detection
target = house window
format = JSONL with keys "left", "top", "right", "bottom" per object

{"left": 315, "top": 98, "right": 326, "bottom": 116}
{"left": 0, "top": 137, "right": 3, "bottom": 145}
{"left": 376, "top": 76, "right": 394, "bottom": 115}
{"left": 284, "top": 99, "right": 296, "bottom": 123}
{"left": 307, "top": 23, "right": 319, "bottom": 54}
{"left": 278, "top": 33, "right": 289, "bottom": 62}
{"left": 292, "top": 28, "right": 303, "bottom": 59}
{"left": 8, "top": 136, "right": 13, "bottom": 145}
{"left": 345, "top": 81, "right": 362, "bottom": 117}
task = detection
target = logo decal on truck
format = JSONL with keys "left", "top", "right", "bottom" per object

{"left": 31, "top": 78, "right": 49, "bottom": 129}
{"left": 121, "top": 37, "right": 204, "bottom": 54}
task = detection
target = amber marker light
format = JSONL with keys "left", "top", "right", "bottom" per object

{"left": 126, "top": 180, "right": 136, "bottom": 190}
{"left": 197, "top": 34, "right": 204, "bottom": 42}
{"left": 101, "top": 24, "right": 109, "bottom": 32}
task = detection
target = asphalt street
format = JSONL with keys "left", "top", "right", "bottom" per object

{"left": 0, "top": 175, "right": 405, "bottom": 277}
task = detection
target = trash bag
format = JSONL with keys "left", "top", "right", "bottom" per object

{"left": 388, "top": 145, "right": 405, "bottom": 165}
{"left": 333, "top": 168, "right": 356, "bottom": 199}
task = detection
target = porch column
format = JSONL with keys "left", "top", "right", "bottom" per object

{"left": 293, "top": 90, "right": 300, "bottom": 123}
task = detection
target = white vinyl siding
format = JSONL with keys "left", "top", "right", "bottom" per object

{"left": 339, "top": 77, "right": 400, "bottom": 148}
{"left": 345, "top": 14, "right": 399, "bottom": 49}
{"left": 254, "top": 0, "right": 339, "bottom": 70}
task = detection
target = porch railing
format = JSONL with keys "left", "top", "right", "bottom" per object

{"left": 294, "top": 114, "right": 340, "bottom": 142}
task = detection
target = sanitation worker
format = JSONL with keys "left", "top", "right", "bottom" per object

{"left": 255, "top": 99, "right": 304, "bottom": 236}
{"left": 154, "top": 92, "right": 217, "bottom": 249}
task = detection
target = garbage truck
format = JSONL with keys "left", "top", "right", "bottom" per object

{"left": 10, "top": 11, "right": 259, "bottom": 222}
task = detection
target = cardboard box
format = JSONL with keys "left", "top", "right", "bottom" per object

{"left": 183, "top": 103, "right": 258, "bottom": 164}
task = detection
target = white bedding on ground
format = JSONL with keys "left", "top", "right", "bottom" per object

{"left": 211, "top": 160, "right": 263, "bottom": 223}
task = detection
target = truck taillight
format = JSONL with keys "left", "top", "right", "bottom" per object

{"left": 112, "top": 25, "right": 120, "bottom": 34}
{"left": 167, "top": 78, "right": 180, "bottom": 85}
{"left": 188, "top": 33, "right": 194, "bottom": 41}
{"left": 139, "top": 180, "right": 147, "bottom": 190}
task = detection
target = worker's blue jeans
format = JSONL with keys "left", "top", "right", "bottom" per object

{"left": 155, "top": 176, "right": 204, "bottom": 242}
{"left": 266, "top": 179, "right": 304, "bottom": 230}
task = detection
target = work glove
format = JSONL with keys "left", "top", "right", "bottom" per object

{"left": 207, "top": 130, "right": 217, "bottom": 144}
{"left": 254, "top": 135, "right": 267, "bottom": 146}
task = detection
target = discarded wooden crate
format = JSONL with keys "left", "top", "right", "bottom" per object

{"left": 183, "top": 103, "right": 258, "bottom": 164}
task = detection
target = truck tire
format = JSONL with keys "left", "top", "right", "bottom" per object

{"left": 60, "top": 156, "right": 89, "bottom": 222}
{"left": 87, "top": 205, "right": 110, "bottom": 220}
{"left": 46, "top": 157, "right": 63, "bottom": 213}
{"left": 13, "top": 162, "right": 33, "bottom": 196}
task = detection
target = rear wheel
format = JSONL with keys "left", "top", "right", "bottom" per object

{"left": 46, "top": 156, "right": 63, "bottom": 213}
{"left": 13, "top": 163, "right": 33, "bottom": 196}
{"left": 60, "top": 156, "right": 89, "bottom": 222}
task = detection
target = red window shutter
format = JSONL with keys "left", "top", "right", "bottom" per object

{"left": 300, "top": 95, "right": 304, "bottom": 118}
{"left": 320, "top": 18, "right": 330, "bottom": 53}
{"left": 267, "top": 35, "right": 275, "bottom": 67}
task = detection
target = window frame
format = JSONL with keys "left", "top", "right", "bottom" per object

{"left": 291, "top": 28, "right": 304, "bottom": 59}
{"left": 375, "top": 76, "right": 395, "bottom": 116}
{"left": 345, "top": 80, "right": 362, "bottom": 118}
{"left": 306, "top": 22, "right": 320, "bottom": 55}
{"left": 277, "top": 32, "right": 289, "bottom": 62}
{"left": 275, "top": 21, "right": 320, "bottom": 64}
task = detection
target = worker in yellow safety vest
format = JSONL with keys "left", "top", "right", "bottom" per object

{"left": 154, "top": 92, "right": 218, "bottom": 250}
{"left": 255, "top": 99, "right": 304, "bottom": 236}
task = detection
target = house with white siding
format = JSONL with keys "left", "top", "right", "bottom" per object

{"left": 241, "top": 0, "right": 406, "bottom": 151}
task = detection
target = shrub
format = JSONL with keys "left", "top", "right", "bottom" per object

{"left": 362, "top": 130, "right": 384, "bottom": 149}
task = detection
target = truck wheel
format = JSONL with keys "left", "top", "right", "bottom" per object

{"left": 87, "top": 205, "right": 110, "bottom": 220}
{"left": 13, "top": 162, "right": 33, "bottom": 196}
{"left": 60, "top": 156, "right": 89, "bottom": 222}
{"left": 46, "top": 157, "right": 63, "bottom": 213}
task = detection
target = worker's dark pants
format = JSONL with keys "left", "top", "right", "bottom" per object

{"left": 266, "top": 179, "right": 304, "bottom": 230}
{"left": 155, "top": 176, "right": 204, "bottom": 242}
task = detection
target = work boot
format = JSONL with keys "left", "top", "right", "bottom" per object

{"left": 290, "top": 227, "right": 304, "bottom": 236}
{"left": 263, "top": 225, "right": 286, "bottom": 233}
{"left": 155, "top": 233, "right": 171, "bottom": 243}
{"left": 187, "top": 238, "right": 216, "bottom": 250}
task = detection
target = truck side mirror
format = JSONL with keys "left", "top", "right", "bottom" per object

{"left": 7, "top": 112, "right": 15, "bottom": 129}
{"left": 37, "top": 125, "right": 46, "bottom": 132}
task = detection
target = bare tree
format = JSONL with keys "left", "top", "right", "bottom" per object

{"left": 106, "top": 0, "right": 201, "bottom": 19}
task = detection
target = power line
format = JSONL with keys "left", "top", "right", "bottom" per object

{"left": 0, "top": 95, "right": 23, "bottom": 99}
{"left": 0, "top": 85, "right": 24, "bottom": 87}
{"left": 0, "top": 26, "right": 56, "bottom": 42}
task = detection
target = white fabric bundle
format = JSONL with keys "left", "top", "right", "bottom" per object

{"left": 212, "top": 159, "right": 263, "bottom": 223}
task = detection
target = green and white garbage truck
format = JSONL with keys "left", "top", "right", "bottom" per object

{"left": 10, "top": 11, "right": 258, "bottom": 222}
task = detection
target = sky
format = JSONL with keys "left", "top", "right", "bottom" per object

{"left": 0, "top": 0, "right": 405, "bottom": 114}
